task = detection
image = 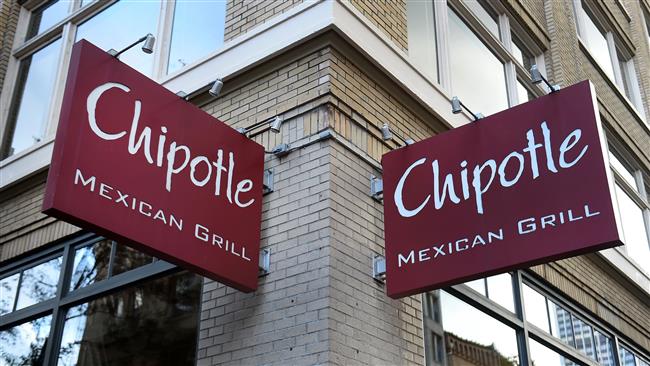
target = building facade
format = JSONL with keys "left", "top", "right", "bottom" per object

{"left": 0, "top": 0, "right": 649, "bottom": 365}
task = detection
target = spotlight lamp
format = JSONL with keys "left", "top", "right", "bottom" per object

{"left": 209, "top": 78, "right": 224, "bottom": 97}
{"left": 451, "top": 96, "right": 462, "bottom": 114}
{"left": 270, "top": 116, "right": 283, "bottom": 134}
{"left": 108, "top": 33, "right": 156, "bottom": 58}
{"left": 530, "top": 65, "right": 559, "bottom": 93}
{"left": 142, "top": 33, "right": 155, "bottom": 54}
{"left": 450, "top": 96, "right": 482, "bottom": 122}
{"left": 381, "top": 123, "right": 393, "bottom": 141}
{"left": 404, "top": 138, "right": 415, "bottom": 146}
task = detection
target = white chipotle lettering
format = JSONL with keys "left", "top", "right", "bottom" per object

{"left": 86, "top": 82, "right": 255, "bottom": 208}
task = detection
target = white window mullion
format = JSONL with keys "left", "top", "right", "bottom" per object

{"left": 45, "top": 22, "right": 76, "bottom": 138}
{"left": 606, "top": 33, "right": 624, "bottom": 87}
{"left": 499, "top": 15, "right": 519, "bottom": 106}
{"left": 152, "top": 0, "right": 175, "bottom": 81}
{"left": 434, "top": 0, "right": 451, "bottom": 92}
{"left": 573, "top": 0, "right": 587, "bottom": 40}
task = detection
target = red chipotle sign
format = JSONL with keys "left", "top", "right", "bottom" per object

{"left": 43, "top": 41, "right": 264, "bottom": 292}
{"left": 381, "top": 81, "right": 623, "bottom": 298}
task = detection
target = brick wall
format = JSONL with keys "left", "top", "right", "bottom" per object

{"left": 0, "top": 0, "right": 19, "bottom": 88}
{"left": 347, "top": 0, "right": 408, "bottom": 51}
{"left": 224, "top": 0, "right": 304, "bottom": 43}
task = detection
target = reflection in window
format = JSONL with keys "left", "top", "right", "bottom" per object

{"left": 529, "top": 339, "right": 581, "bottom": 366}
{"left": 0, "top": 273, "right": 20, "bottom": 314}
{"left": 619, "top": 346, "right": 636, "bottom": 366}
{"left": 0, "top": 314, "right": 52, "bottom": 366}
{"left": 3, "top": 38, "right": 61, "bottom": 158}
{"left": 75, "top": 0, "right": 160, "bottom": 76}
{"left": 167, "top": 0, "right": 226, "bottom": 74}
{"left": 28, "top": 0, "right": 69, "bottom": 39}
{"left": 422, "top": 290, "right": 520, "bottom": 366}
{"left": 57, "top": 271, "right": 201, "bottom": 366}
{"left": 523, "top": 284, "right": 549, "bottom": 332}
{"left": 614, "top": 184, "right": 650, "bottom": 271}
{"left": 572, "top": 317, "right": 596, "bottom": 361}
{"left": 448, "top": 7, "right": 508, "bottom": 116}
{"left": 70, "top": 240, "right": 112, "bottom": 291}
{"left": 516, "top": 81, "right": 532, "bottom": 105}
{"left": 112, "top": 243, "right": 154, "bottom": 276}
{"left": 580, "top": 7, "right": 614, "bottom": 79}
{"left": 16, "top": 256, "right": 62, "bottom": 310}
{"left": 593, "top": 330, "right": 614, "bottom": 366}
{"left": 549, "top": 301, "right": 575, "bottom": 347}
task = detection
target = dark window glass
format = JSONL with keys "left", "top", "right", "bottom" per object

{"left": 111, "top": 243, "right": 154, "bottom": 276}
{"left": 167, "top": 0, "right": 226, "bottom": 74}
{"left": 0, "top": 273, "right": 20, "bottom": 314}
{"left": 69, "top": 240, "right": 112, "bottom": 291}
{"left": 28, "top": 0, "right": 69, "bottom": 39}
{"left": 57, "top": 271, "right": 201, "bottom": 366}
{"left": 4, "top": 38, "right": 61, "bottom": 158}
{"left": 0, "top": 314, "right": 52, "bottom": 366}
{"left": 16, "top": 256, "right": 62, "bottom": 310}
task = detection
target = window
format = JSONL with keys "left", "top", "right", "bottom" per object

{"left": 1, "top": 0, "right": 227, "bottom": 159}
{"left": 608, "top": 148, "right": 650, "bottom": 273}
{"left": 643, "top": 8, "right": 650, "bottom": 47}
{"left": 574, "top": 1, "right": 647, "bottom": 121}
{"left": 424, "top": 273, "right": 650, "bottom": 366}
{"left": 407, "top": 0, "right": 546, "bottom": 118}
{"left": 0, "top": 234, "right": 202, "bottom": 366}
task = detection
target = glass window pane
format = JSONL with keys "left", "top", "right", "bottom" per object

{"left": 572, "top": 317, "right": 596, "bottom": 361}
{"left": 580, "top": 7, "right": 615, "bottom": 79}
{"left": 593, "top": 330, "right": 614, "bottom": 366}
{"left": 448, "top": 7, "right": 508, "bottom": 115}
{"left": 462, "top": 0, "right": 499, "bottom": 37}
{"left": 0, "top": 273, "right": 20, "bottom": 314}
{"left": 167, "top": 0, "right": 226, "bottom": 74}
{"left": 69, "top": 240, "right": 112, "bottom": 291}
{"left": 523, "top": 284, "right": 550, "bottom": 332}
{"left": 5, "top": 38, "right": 61, "bottom": 158}
{"left": 618, "top": 346, "right": 636, "bottom": 366}
{"left": 638, "top": 357, "right": 650, "bottom": 366}
{"left": 609, "top": 151, "right": 637, "bottom": 190}
{"left": 486, "top": 273, "right": 515, "bottom": 312}
{"left": 517, "top": 80, "right": 531, "bottom": 105}
{"left": 617, "top": 56, "right": 632, "bottom": 98}
{"left": 57, "top": 271, "right": 201, "bottom": 366}
{"left": 549, "top": 301, "right": 575, "bottom": 347}
{"left": 422, "top": 290, "right": 520, "bottom": 365}
{"left": 614, "top": 184, "right": 650, "bottom": 271}
{"left": 111, "top": 243, "right": 154, "bottom": 276}
{"left": 28, "top": 0, "right": 69, "bottom": 39}
{"left": 16, "top": 256, "right": 62, "bottom": 310}
{"left": 464, "top": 278, "right": 486, "bottom": 295}
{"left": 0, "top": 314, "right": 52, "bottom": 365}
{"left": 529, "top": 339, "right": 584, "bottom": 366}
{"left": 75, "top": 0, "right": 160, "bottom": 77}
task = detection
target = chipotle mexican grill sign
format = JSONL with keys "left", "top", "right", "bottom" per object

{"left": 381, "top": 80, "right": 623, "bottom": 298}
{"left": 43, "top": 40, "right": 264, "bottom": 292}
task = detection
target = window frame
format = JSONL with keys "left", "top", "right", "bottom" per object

{"left": 0, "top": 232, "right": 184, "bottom": 365}
{"left": 608, "top": 144, "right": 650, "bottom": 276}
{"left": 422, "top": 270, "right": 650, "bottom": 366}
{"left": 407, "top": 0, "right": 548, "bottom": 117}
{"left": 573, "top": 0, "right": 648, "bottom": 123}
{"left": 0, "top": 0, "right": 227, "bottom": 163}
